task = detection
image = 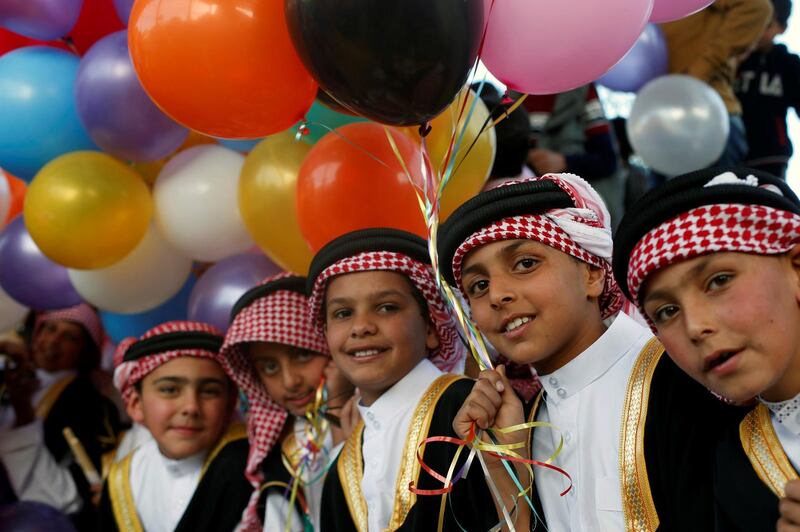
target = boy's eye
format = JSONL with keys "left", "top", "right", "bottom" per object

{"left": 256, "top": 360, "right": 279, "bottom": 376}
{"left": 466, "top": 279, "right": 489, "bottom": 297}
{"left": 293, "top": 351, "right": 315, "bottom": 363}
{"left": 157, "top": 385, "right": 179, "bottom": 396}
{"left": 376, "top": 303, "right": 399, "bottom": 314}
{"left": 513, "top": 257, "right": 538, "bottom": 271}
{"left": 200, "top": 385, "right": 224, "bottom": 398}
{"left": 330, "top": 308, "right": 352, "bottom": 320}
{"left": 707, "top": 273, "right": 733, "bottom": 291}
{"left": 652, "top": 304, "right": 680, "bottom": 324}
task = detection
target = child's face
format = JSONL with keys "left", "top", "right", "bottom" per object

{"left": 248, "top": 342, "right": 329, "bottom": 417}
{"left": 461, "top": 239, "right": 606, "bottom": 374}
{"left": 642, "top": 249, "right": 800, "bottom": 403}
{"left": 324, "top": 271, "right": 439, "bottom": 406}
{"left": 32, "top": 320, "right": 87, "bottom": 373}
{"left": 129, "top": 357, "right": 235, "bottom": 460}
{"left": 757, "top": 18, "right": 785, "bottom": 51}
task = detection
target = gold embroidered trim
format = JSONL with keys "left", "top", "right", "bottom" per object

{"left": 200, "top": 422, "right": 247, "bottom": 478}
{"left": 337, "top": 374, "right": 465, "bottom": 532}
{"left": 35, "top": 374, "right": 77, "bottom": 420}
{"left": 339, "top": 420, "right": 368, "bottom": 532}
{"left": 108, "top": 453, "right": 144, "bottom": 532}
{"left": 620, "top": 337, "right": 664, "bottom": 532}
{"left": 740, "top": 403, "right": 799, "bottom": 497}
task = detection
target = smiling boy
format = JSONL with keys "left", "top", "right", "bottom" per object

{"left": 97, "top": 321, "right": 253, "bottom": 532}
{"left": 221, "top": 273, "right": 353, "bottom": 532}
{"left": 307, "top": 228, "right": 496, "bottom": 532}
{"left": 441, "top": 174, "right": 743, "bottom": 531}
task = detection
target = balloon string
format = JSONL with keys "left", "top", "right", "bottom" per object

{"left": 408, "top": 420, "right": 572, "bottom": 532}
{"left": 297, "top": 120, "right": 393, "bottom": 170}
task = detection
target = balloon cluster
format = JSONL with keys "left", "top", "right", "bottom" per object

{"left": 0, "top": 0, "right": 724, "bottom": 340}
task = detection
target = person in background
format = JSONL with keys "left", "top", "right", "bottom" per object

{"left": 736, "top": 0, "right": 800, "bottom": 179}
{"left": 661, "top": 0, "right": 774, "bottom": 167}
{"left": 0, "top": 304, "right": 121, "bottom": 529}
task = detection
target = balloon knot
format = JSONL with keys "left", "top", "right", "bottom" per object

{"left": 418, "top": 123, "right": 432, "bottom": 137}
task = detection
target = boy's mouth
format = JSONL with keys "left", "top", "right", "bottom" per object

{"left": 703, "top": 348, "right": 743, "bottom": 373}
{"left": 284, "top": 390, "right": 315, "bottom": 407}
{"left": 344, "top": 346, "right": 389, "bottom": 360}
{"left": 500, "top": 315, "right": 535, "bottom": 335}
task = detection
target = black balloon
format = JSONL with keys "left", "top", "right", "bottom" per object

{"left": 285, "top": 0, "right": 484, "bottom": 126}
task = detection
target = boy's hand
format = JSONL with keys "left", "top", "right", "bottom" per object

{"left": 2, "top": 341, "right": 38, "bottom": 426}
{"left": 323, "top": 358, "right": 354, "bottom": 409}
{"left": 338, "top": 392, "right": 362, "bottom": 440}
{"left": 778, "top": 480, "right": 800, "bottom": 531}
{"left": 453, "top": 366, "right": 526, "bottom": 464}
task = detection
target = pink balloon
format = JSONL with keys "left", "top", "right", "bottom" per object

{"left": 481, "top": 0, "right": 653, "bottom": 94}
{"left": 650, "top": 0, "right": 713, "bottom": 23}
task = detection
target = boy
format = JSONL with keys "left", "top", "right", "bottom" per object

{"left": 221, "top": 273, "right": 353, "bottom": 531}
{"left": 98, "top": 320, "right": 253, "bottom": 532}
{"left": 307, "top": 228, "right": 496, "bottom": 531}
{"left": 735, "top": 0, "right": 800, "bottom": 179}
{"left": 0, "top": 304, "right": 120, "bottom": 528}
{"left": 441, "top": 174, "right": 742, "bottom": 531}
{"left": 612, "top": 167, "right": 800, "bottom": 530}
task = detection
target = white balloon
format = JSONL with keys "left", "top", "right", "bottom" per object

{"left": 154, "top": 145, "right": 254, "bottom": 262}
{"left": 0, "top": 283, "right": 27, "bottom": 331}
{"left": 627, "top": 75, "right": 729, "bottom": 177}
{"left": 68, "top": 224, "right": 192, "bottom": 314}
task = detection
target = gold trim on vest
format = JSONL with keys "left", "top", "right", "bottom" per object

{"left": 740, "top": 403, "right": 799, "bottom": 498}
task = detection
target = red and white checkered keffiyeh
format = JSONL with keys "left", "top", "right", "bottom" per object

{"left": 36, "top": 303, "right": 104, "bottom": 349}
{"left": 220, "top": 272, "right": 329, "bottom": 532}
{"left": 451, "top": 173, "right": 624, "bottom": 319}
{"left": 112, "top": 321, "right": 227, "bottom": 407}
{"left": 308, "top": 251, "right": 466, "bottom": 373}
{"left": 627, "top": 203, "right": 800, "bottom": 304}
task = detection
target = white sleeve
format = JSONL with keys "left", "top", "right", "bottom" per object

{"left": 263, "top": 491, "right": 305, "bottom": 532}
{"left": 0, "top": 420, "right": 82, "bottom": 513}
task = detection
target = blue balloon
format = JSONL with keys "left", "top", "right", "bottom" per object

{"left": 216, "top": 138, "right": 263, "bottom": 153}
{"left": 0, "top": 47, "right": 97, "bottom": 181}
{"left": 100, "top": 275, "right": 196, "bottom": 343}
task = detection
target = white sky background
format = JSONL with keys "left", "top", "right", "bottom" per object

{"left": 471, "top": 11, "right": 800, "bottom": 192}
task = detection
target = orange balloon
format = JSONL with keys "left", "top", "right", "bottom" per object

{"left": 5, "top": 172, "right": 25, "bottom": 223}
{"left": 129, "top": 0, "right": 317, "bottom": 138}
{"left": 296, "top": 123, "right": 427, "bottom": 251}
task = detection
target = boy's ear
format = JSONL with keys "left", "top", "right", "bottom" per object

{"left": 788, "top": 244, "right": 800, "bottom": 300}
{"left": 127, "top": 389, "right": 145, "bottom": 425}
{"left": 584, "top": 263, "right": 606, "bottom": 299}
{"left": 425, "top": 320, "right": 440, "bottom": 351}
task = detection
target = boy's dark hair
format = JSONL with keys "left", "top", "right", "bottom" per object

{"left": 773, "top": 0, "right": 792, "bottom": 27}
{"left": 472, "top": 83, "right": 530, "bottom": 179}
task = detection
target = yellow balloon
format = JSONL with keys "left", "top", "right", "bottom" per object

{"left": 24, "top": 151, "right": 153, "bottom": 269}
{"left": 404, "top": 89, "right": 496, "bottom": 221}
{"left": 239, "top": 131, "right": 313, "bottom": 274}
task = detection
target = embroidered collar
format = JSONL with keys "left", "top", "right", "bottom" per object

{"left": 760, "top": 393, "right": 800, "bottom": 436}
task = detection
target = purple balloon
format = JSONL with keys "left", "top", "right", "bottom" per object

{"left": 0, "top": 501, "right": 76, "bottom": 532}
{"left": 0, "top": 217, "right": 82, "bottom": 310}
{"left": 188, "top": 253, "right": 282, "bottom": 332}
{"left": 75, "top": 31, "right": 188, "bottom": 162}
{"left": 0, "top": 0, "right": 83, "bottom": 41}
{"left": 597, "top": 24, "right": 669, "bottom": 93}
{"left": 112, "top": 0, "right": 134, "bottom": 25}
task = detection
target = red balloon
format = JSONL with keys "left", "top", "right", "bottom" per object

{"left": 6, "top": 172, "right": 26, "bottom": 223}
{"left": 296, "top": 123, "right": 428, "bottom": 251}
{"left": 67, "top": 0, "right": 125, "bottom": 55}
{"left": 0, "top": 28, "right": 71, "bottom": 56}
